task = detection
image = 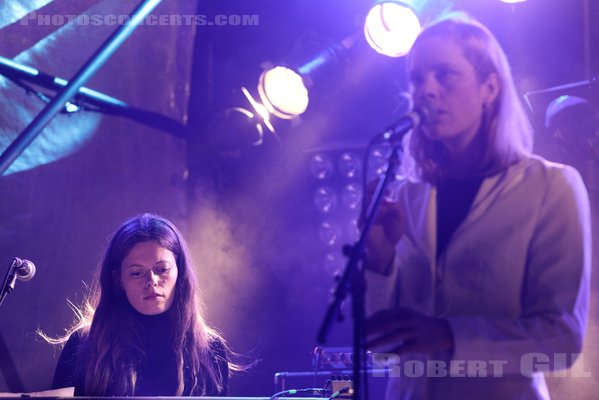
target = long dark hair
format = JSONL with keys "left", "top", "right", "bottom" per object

{"left": 45, "top": 213, "right": 228, "bottom": 395}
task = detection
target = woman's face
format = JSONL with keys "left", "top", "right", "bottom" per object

{"left": 409, "top": 36, "right": 498, "bottom": 153}
{"left": 120, "top": 241, "right": 178, "bottom": 315}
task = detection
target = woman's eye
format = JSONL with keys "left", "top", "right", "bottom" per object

{"left": 156, "top": 267, "right": 170, "bottom": 275}
{"left": 130, "top": 270, "right": 144, "bottom": 278}
{"left": 410, "top": 72, "right": 423, "bottom": 87}
{"left": 437, "top": 67, "right": 456, "bottom": 83}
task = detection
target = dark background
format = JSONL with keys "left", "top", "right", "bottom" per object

{"left": 0, "top": 0, "right": 597, "bottom": 398}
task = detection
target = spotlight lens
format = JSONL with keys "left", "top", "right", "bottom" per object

{"left": 338, "top": 152, "right": 361, "bottom": 179}
{"left": 258, "top": 66, "right": 309, "bottom": 119}
{"left": 342, "top": 183, "right": 362, "bottom": 210}
{"left": 364, "top": 2, "right": 421, "bottom": 57}
{"left": 319, "top": 220, "right": 342, "bottom": 246}
{"left": 309, "top": 153, "right": 334, "bottom": 180}
{"left": 324, "top": 251, "right": 343, "bottom": 275}
{"left": 347, "top": 219, "right": 360, "bottom": 242}
{"left": 314, "top": 186, "right": 338, "bottom": 213}
{"left": 368, "top": 144, "right": 392, "bottom": 178}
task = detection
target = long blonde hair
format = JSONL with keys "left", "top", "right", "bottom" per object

{"left": 402, "top": 13, "right": 533, "bottom": 183}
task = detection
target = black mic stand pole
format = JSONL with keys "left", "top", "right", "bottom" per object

{"left": 0, "top": 56, "right": 186, "bottom": 138}
{"left": 0, "top": 259, "right": 19, "bottom": 308}
{"left": 317, "top": 144, "right": 403, "bottom": 400}
{"left": 0, "top": 259, "right": 28, "bottom": 391}
{"left": 0, "top": 0, "right": 164, "bottom": 176}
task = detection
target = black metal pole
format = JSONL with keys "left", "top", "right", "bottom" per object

{"left": 0, "top": 56, "right": 186, "bottom": 137}
{"left": 0, "top": 0, "right": 164, "bottom": 176}
{"left": 0, "top": 333, "right": 25, "bottom": 393}
{"left": 317, "top": 144, "right": 403, "bottom": 400}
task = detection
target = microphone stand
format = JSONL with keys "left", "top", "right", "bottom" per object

{"left": 0, "top": 56, "right": 186, "bottom": 138}
{"left": 0, "top": 259, "right": 26, "bottom": 391}
{"left": 0, "top": 259, "right": 19, "bottom": 308}
{"left": 0, "top": 0, "right": 164, "bottom": 176}
{"left": 317, "top": 143, "right": 403, "bottom": 400}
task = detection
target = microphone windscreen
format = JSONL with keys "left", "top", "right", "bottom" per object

{"left": 16, "top": 259, "right": 36, "bottom": 281}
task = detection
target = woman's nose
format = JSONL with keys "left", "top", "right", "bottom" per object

{"left": 144, "top": 271, "right": 159, "bottom": 288}
{"left": 416, "top": 73, "right": 439, "bottom": 101}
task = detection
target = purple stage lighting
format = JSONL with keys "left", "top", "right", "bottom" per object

{"left": 364, "top": 0, "right": 423, "bottom": 57}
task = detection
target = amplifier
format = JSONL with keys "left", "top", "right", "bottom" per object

{"left": 273, "top": 347, "right": 389, "bottom": 398}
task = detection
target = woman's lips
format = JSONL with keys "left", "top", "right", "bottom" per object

{"left": 143, "top": 293, "right": 164, "bottom": 300}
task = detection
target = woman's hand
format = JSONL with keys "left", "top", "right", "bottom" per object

{"left": 361, "top": 181, "right": 405, "bottom": 274}
{"left": 366, "top": 308, "right": 454, "bottom": 355}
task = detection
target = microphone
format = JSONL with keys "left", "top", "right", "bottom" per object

{"left": 0, "top": 257, "right": 37, "bottom": 306}
{"left": 13, "top": 257, "right": 36, "bottom": 281}
{"left": 374, "top": 103, "right": 436, "bottom": 144}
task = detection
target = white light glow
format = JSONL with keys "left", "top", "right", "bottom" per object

{"left": 364, "top": 1, "right": 421, "bottom": 57}
{"left": 310, "top": 153, "right": 334, "bottom": 180}
{"left": 241, "top": 86, "right": 275, "bottom": 133}
{"left": 258, "top": 66, "right": 309, "bottom": 119}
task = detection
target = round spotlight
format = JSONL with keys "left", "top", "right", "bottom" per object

{"left": 258, "top": 66, "right": 309, "bottom": 119}
{"left": 319, "top": 220, "right": 342, "bottom": 246}
{"left": 338, "top": 152, "right": 361, "bottom": 179}
{"left": 309, "top": 153, "right": 334, "bottom": 180}
{"left": 346, "top": 219, "right": 360, "bottom": 242}
{"left": 324, "top": 251, "right": 344, "bottom": 275}
{"left": 545, "top": 95, "right": 599, "bottom": 159}
{"left": 364, "top": 1, "right": 422, "bottom": 57}
{"left": 314, "top": 186, "right": 338, "bottom": 213}
{"left": 368, "top": 144, "right": 392, "bottom": 179}
{"left": 341, "top": 183, "right": 362, "bottom": 210}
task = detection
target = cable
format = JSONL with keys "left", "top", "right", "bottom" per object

{"left": 328, "top": 385, "right": 351, "bottom": 399}
{"left": 269, "top": 387, "right": 326, "bottom": 400}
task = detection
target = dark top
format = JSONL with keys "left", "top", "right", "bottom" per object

{"left": 51, "top": 311, "right": 229, "bottom": 396}
{"left": 436, "top": 176, "right": 483, "bottom": 258}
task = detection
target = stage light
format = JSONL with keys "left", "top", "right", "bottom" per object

{"left": 545, "top": 95, "right": 599, "bottom": 160}
{"left": 314, "top": 186, "right": 338, "bottom": 214}
{"left": 338, "top": 152, "right": 361, "bottom": 179}
{"left": 207, "top": 87, "right": 276, "bottom": 149}
{"left": 341, "top": 183, "right": 362, "bottom": 210}
{"left": 367, "top": 144, "right": 392, "bottom": 178}
{"left": 346, "top": 218, "right": 360, "bottom": 242}
{"left": 500, "top": 0, "right": 527, "bottom": 3}
{"left": 319, "top": 219, "right": 342, "bottom": 246}
{"left": 258, "top": 35, "right": 356, "bottom": 119}
{"left": 258, "top": 66, "right": 309, "bottom": 119}
{"left": 309, "top": 152, "right": 335, "bottom": 180}
{"left": 241, "top": 86, "right": 275, "bottom": 133}
{"left": 364, "top": 0, "right": 424, "bottom": 57}
{"left": 324, "top": 251, "right": 344, "bottom": 275}
{"left": 524, "top": 78, "right": 599, "bottom": 162}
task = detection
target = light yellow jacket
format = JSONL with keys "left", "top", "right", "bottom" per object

{"left": 366, "top": 155, "right": 592, "bottom": 400}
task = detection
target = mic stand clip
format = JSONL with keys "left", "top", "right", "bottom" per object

{"left": 0, "top": 259, "right": 21, "bottom": 308}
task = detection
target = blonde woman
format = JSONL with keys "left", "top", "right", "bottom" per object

{"left": 365, "top": 13, "right": 591, "bottom": 400}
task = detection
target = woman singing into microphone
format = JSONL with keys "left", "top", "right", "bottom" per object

{"left": 364, "top": 12, "right": 591, "bottom": 400}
